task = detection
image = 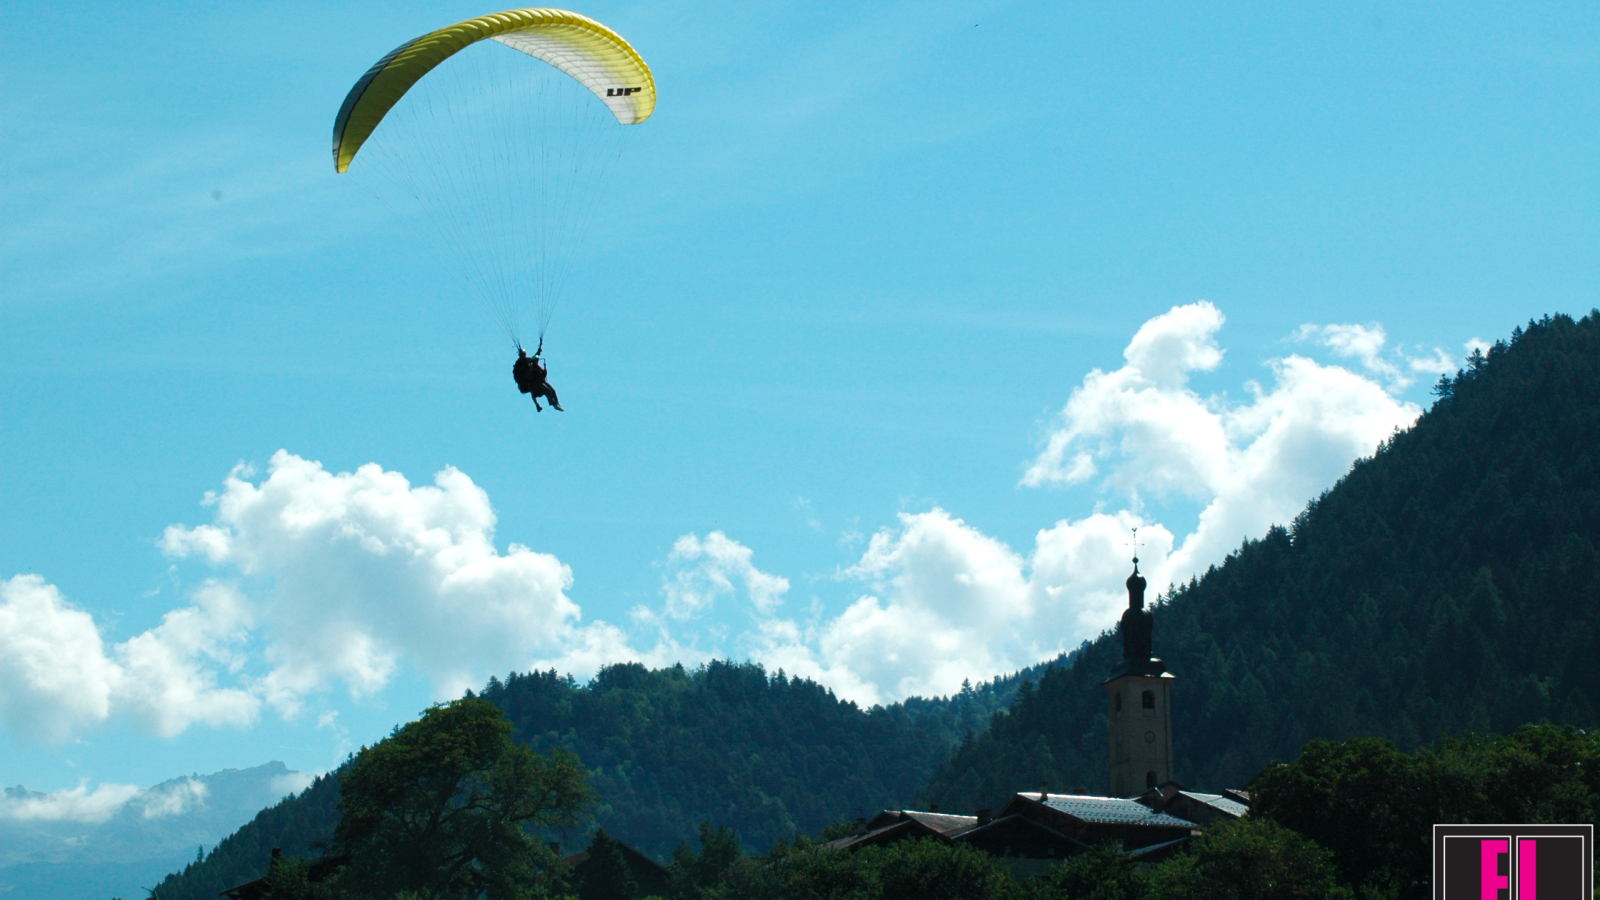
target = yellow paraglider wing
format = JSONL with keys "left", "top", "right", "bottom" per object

{"left": 333, "top": 8, "right": 654, "bottom": 173}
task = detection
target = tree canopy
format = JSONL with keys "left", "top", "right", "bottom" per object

{"left": 474, "top": 657, "right": 1041, "bottom": 856}
{"left": 330, "top": 697, "right": 591, "bottom": 900}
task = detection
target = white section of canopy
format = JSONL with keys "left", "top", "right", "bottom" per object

{"left": 494, "top": 27, "right": 649, "bottom": 124}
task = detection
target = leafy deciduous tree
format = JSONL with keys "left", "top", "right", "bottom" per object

{"left": 332, "top": 697, "right": 592, "bottom": 900}
{"left": 1146, "top": 818, "right": 1351, "bottom": 900}
{"left": 1025, "top": 842, "right": 1145, "bottom": 900}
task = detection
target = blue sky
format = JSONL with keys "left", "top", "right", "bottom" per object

{"left": 2, "top": 0, "right": 1595, "bottom": 810}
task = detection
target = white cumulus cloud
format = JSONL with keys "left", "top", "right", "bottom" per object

{"left": 161, "top": 450, "right": 631, "bottom": 710}
{"left": 0, "top": 575, "right": 119, "bottom": 743}
{"left": 1024, "top": 302, "right": 1422, "bottom": 583}
{"left": 625, "top": 531, "right": 794, "bottom": 672}
{"left": 1294, "top": 323, "right": 1404, "bottom": 386}
{"left": 1023, "top": 301, "right": 1234, "bottom": 499}
{"left": 114, "top": 582, "right": 258, "bottom": 737}
{"left": 791, "top": 510, "right": 1177, "bottom": 704}
{"left": 0, "top": 575, "right": 257, "bottom": 742}
{"left": 270, "top": 771, "right": 317, "bottom": 800}
{"left": 0, "top": 777, "right": 209, "bottom": 824}
{"left": 138, "top": 778, "right": 209, "bottom": 819}
{"left": 640, "top": 514, "right": 1175, "bottom": 706}
{"left": 1293, "top": 322, "right": 1461, "bottom": 390}
{"left": 1, "top": 451, "right": 638, "bottom": 743}
{"left": 662, "top": 532, "right": 790, "bottom": 620}
{"left": 0, "top": 781, "right": 145, "bottom": 824}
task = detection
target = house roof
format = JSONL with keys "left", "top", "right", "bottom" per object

{"left": 826, "top": 815, "right": 953, "bottom": 851}
{"left": 899, "top": 810, "right": 980, "bottom": 835}
{"left": 1175, "top": 791, "right": 1249, "bottom": 818}
{"left": 1030, "top": 793, "right": 1197, "bottom": 829}
{"left": 856, "top": 810, "right": 979, "bottom": 839}
{"left": 562, "top": 841, "right": 668, "bottom": 875}
{"left": 954, "top": 813, "right": 1094, "bottom": 852}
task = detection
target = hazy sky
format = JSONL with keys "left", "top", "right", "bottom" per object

{"left": 2, "top": 0, "right": 1595, "bottom": 814}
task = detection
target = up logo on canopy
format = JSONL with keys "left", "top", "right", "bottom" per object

{"left": 1435, "top": 825, "right": 1593, "bottom": 900}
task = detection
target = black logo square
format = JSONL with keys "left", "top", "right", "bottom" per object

{"left": 1434, "top": 825, "right": 1592, "bottom": 900}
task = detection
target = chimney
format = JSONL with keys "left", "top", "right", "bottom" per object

{"left": 1039, "top": 783, "right": 1049, "bottom": 802}
{"left": 929, "top": 802, "right": 939, "bottom": 813}
{"left": 976, "top": 808, "right": 992, "bottom": 826}
{"left": 854, "top": 816, "right": 867, "bottom": 836}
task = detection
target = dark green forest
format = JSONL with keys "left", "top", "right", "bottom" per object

{"left": 153, "top": 310, "right": 1600, "bottom": 899}
{"left": 926, "top": 311, "right": 1600, "bottom": 811}
{"left": 473, "top": 658, "right": 1029, "bottom": 854}
{"left": 150, "top": 659, "right": 1045, "bottom": 900}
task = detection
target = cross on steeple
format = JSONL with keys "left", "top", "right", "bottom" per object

{"left": 1129, "top": 526, "right": 1142, "bottom": 573}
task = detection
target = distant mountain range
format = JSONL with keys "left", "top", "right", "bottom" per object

{"left": 0, "top": 762, "right": 306, "bottom": 900}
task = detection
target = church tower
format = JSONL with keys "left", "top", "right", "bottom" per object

{"left": 1104, "top": 555, "right": 1175, "bottom": 797}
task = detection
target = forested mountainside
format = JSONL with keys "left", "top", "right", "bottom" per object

{"left": 149, "top": 656, "right": 1059, "bottom": 899}
{"left": 476, "top": 659, "right": 1024, "bottom": 855}
{"left": 924, "top": 312, "right": 1600, "bottom": 812}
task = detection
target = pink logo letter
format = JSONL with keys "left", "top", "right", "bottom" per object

{"left": 1482, "top": 840, "right": 1510, "bottom": 900}
{"left": 1519, "top": 838, "right": 1538, "bottom": 900}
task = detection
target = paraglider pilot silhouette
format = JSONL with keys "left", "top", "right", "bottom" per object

{"left": 513, "top": 340, "right": 563, "bottom": 411}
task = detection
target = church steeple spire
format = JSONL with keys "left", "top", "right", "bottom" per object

{"left": 1104, "top": 530, "right": 1174, "bottom": 796}
{"left": 1109, "top": 544, "right": 1162, "bottom": 679}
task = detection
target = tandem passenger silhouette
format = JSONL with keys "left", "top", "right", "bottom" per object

{"left": 513, "top": 343, "right": 563, "bottom": 412}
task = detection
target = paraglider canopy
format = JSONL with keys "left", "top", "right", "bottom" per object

{"left": 331, "top": 8, "right": 655, "bottom": 349}
{"left": 334, "top": 8, "right": 655, "bottom": 173}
